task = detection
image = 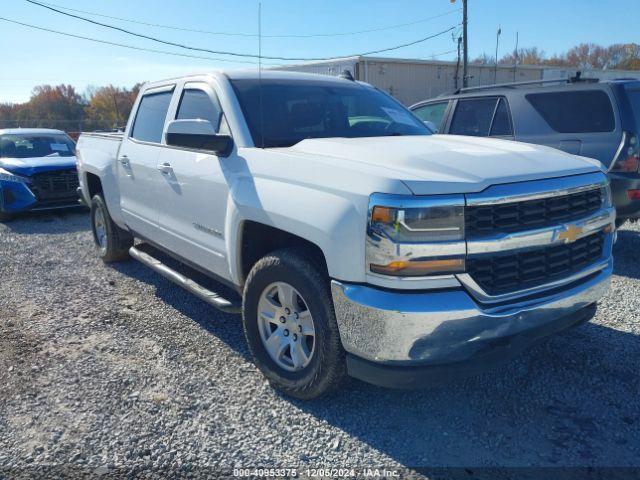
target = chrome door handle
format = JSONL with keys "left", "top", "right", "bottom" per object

{"left": 157, "top": 163, "right": 173, "bottom": 174}
{"left": 118, "top": 155, "right": 130, "bottom": 167}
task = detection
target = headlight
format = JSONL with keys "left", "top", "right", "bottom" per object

{"left": 0, "top": 168, "right": 29, "bottom": 184}
{"left": 366, "top": 194, "right": 465, "bottom": 277}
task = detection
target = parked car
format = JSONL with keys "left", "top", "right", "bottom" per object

{"left": 0, "top": 128, "right": 80, "bottom": 221}
{"left": 410, "top": 78, "right": 640, "bottom": 226}
{"left": 76, "top": 71, "right": 614, "bottom": 399}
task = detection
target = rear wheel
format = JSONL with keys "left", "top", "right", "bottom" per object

{"left": 90, "top": 194, "right": 133, "bottom": 262}
{"left": 242, "top": 248, "right": 346, "bottom": 400}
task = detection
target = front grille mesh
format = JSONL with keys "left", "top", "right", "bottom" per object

{"left": 467, "top": 232, "right": 605, "bottom": 296}
{"left": 30, "top": 169, "right": 79, "bottom": 203}
{"left": 466, "top": 188, "right": 603, "bottom": 237}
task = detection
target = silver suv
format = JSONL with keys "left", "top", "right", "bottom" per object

{"left": 410, "top": 78, "right": 640, "bottom": 226}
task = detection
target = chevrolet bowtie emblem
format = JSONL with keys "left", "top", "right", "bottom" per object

{"left": 557, "top": 224, "right": 584, "bottom": 243}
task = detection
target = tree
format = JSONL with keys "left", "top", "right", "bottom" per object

{"left": 84, "top": 84, "right": 142, "bottom": 131}
{"left": 491, "top": 43, "right": 640, "bottom": 70}
{"left": 24, "top": 84, "right": 85, "bottom": 130}
{"left": 472, "top": 53, "right": 495, "bottom": 65}
{"left": 0, "top": 103, "right": 19, "bottom": 128}
{"left": 0, "top": 83, "right": 142, "bottom": 132}
{"left": 498, "top": 47, "right": 547, "bottom": 66}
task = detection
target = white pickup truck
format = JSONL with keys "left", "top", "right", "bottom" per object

{"left": 76, "top": 70, "right": 615, "bottom": 399}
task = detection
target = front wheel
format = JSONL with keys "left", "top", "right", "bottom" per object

{"left": 242, "top": 248, "right": 346, "bottom": 400}
{"left": 0, "top": 192, "right": 14, "bottom": 222}
{"left": 90, "top": 194, "right": 133, "bottom": 262}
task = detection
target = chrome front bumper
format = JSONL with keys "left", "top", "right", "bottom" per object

{"left": 331, "top": 259, "right": 611, "bottom": 365}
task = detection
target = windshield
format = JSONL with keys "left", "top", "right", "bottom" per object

{"left": 0, "top": 133, "right": 76, "bottom": 159}
{"left": 230, "top": 79, "right": 430, "bottom": 148}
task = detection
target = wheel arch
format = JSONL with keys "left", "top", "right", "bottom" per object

{"left": 85, "top": 172, "right": 103, "bottom": 198}
{"left": 236, "top": 220, "right": 329, "bottom": 287}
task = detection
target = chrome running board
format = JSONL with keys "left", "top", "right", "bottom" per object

{"left": 128, "top": 246, "right": 241, "bottom": 314}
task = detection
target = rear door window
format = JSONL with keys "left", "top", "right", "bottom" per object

{"left": 412, "top": 101, "right": 449, "bottom": 132}
{"left": 490, "top": 98, "right": 513, "bottom": 136}
{"left": 176, "top": 89, "right": 223, "bottom": 132}
{"left": 450, "top": 97, "right": 498, "bottom": 136}
{"left": 526, "top": 90, "right": 615, "bottom": 133}
{"left": 130, "top": 90, "right": 174, "bottom": 143}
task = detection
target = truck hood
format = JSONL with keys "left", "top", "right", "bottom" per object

{"left": 0, "top": 156, "right": 77, "bottom": 177}
{"left": 286, "top": 135, "right": 604, "bottom": 194}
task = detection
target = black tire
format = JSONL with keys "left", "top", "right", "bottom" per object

{"left": 0, "top": 193, "right": 14, "bottom": 222}
{"left": 615, "top": 218, "right": 627, "bottom": 229}
{"left": 242, "top": 247, "right": 347, "bottom": 400}
{"left": 90, "top": 194, "right": 133, "bottom": 262}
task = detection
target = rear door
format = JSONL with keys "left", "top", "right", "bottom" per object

{"left": 117, "top": 85, "right": 174, "bottom": 239}
{"left": 156, "top": 82, "right": 232, "bottom": 277}
{"left": 518, "top": 88, "right": 621, "bottom": 165}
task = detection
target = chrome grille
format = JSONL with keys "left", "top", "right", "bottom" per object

{"left": 466, "top": 187, "right": 603, "bottom": 237}
{"left": 467, "top": 232, "right": 605, "bottom": 296}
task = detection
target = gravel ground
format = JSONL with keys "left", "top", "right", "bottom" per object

{"left": 0, "top": 210, "right": 639, "bottom": 477}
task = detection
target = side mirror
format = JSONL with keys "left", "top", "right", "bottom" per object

{"left": 165, "top": 119, "right": 233, "bottom": 156}
{"left": 423, "top": 120, "right": 439, "bottom": 133}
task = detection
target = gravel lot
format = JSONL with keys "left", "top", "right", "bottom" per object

{"left": 0, "top": 210, "right": 639, "bottom": 477}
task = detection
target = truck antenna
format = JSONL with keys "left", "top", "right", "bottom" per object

{"left": 258, "top": 1, "right": 265, "bottom": 148}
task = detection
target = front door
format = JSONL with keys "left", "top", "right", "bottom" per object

{"left": 156, "top": 83, "right": 231, "bottom": 277}
{"left": 118, "top": 86, "right": 174, "bottom": 239}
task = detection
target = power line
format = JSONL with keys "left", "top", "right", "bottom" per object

{"left": 36, "top": 1, "right": 461, "bottom": 39}
{"left": 25, "top": 0, "right": 460, "bottom": 62}
{"left": 0, "top": 15, "right": 461, "bottom": 70}
{"left": 0, "top": 16, "right": 261, "bottom": 65}
{"left": 417, "top": 48, "right": 458, "bottom": 60}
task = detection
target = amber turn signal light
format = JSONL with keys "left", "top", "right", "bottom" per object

{"left": 370, "top": 258, "right": 465, "bottom": 276}
{"left": 371, "top": 206, "right": 395, "bottom": 224}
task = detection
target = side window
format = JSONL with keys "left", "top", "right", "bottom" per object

{"left": 450, "top": 98, "right": 498, "bottom": 136}
{"left": 175, "top": 89, "right": 223, "bottom": 132}
{"left": 526, "top": 90, "right": 615, "bottom": 133}
{"left": 412, "top": 102, "right": 449, "bottom": 132}
{"left": 130, "top": 90, "right": 173, "bottom": 143}
{"left": 490, "top": 98, "right": 513, "bottom": 136}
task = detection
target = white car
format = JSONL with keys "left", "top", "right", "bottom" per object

{"left": 76, "top": 71, "right": 615, "bottom": 399}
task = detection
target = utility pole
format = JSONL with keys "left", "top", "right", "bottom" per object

{"left": 494, "top": 26, "right": 501, "bottom": 84}
{"left": 462, "top": 0, "right": 468, "bottom": 88}
{"left": 454, "top": 35, "right": 462, "bottom": 90}
{"left": 513, "top": 31, "right": 519, "bottom": 82}
{"left": 451, "top": 0, "right": 468, "bottom": 87}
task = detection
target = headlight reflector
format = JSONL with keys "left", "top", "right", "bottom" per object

{"left": 370, "top": 204, "right": 464, "bottom": 243}
{"left": 367, "top": 194, "right": 466, "bottom": 277}
{"left": 0, "top": 168, "right": 29, "bottom": 184}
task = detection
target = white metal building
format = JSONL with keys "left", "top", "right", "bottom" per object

{"left": 274, "top": 56, "right": 639, "bottom": 106}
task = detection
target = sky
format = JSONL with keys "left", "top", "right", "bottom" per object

{"left": 1, "top": 0, "right": 637, "bottom": 103}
